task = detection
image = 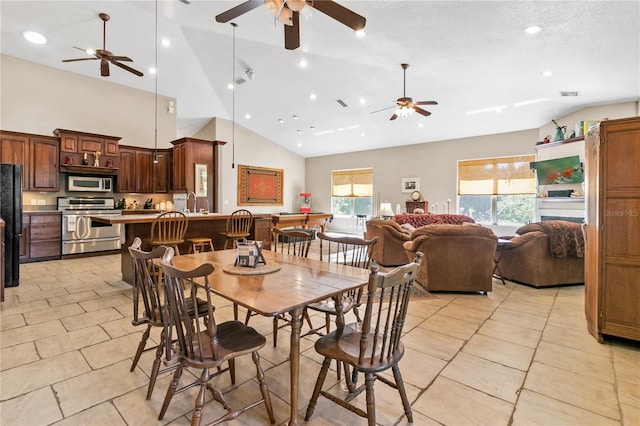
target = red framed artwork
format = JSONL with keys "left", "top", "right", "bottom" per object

{"left": 238, "top": 164, "right": 283, "bottom": 206}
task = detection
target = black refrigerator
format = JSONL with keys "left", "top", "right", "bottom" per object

{"left": 0, "top": 164, "right": 22, "bottom": 287}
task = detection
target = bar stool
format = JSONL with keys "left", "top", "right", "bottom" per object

{"left": 187, "top": 237, "right": 214, "bottom": 254}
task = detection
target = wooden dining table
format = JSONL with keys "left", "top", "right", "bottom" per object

{"left": 168, "top": 248, "right": 371, "bottom": 425}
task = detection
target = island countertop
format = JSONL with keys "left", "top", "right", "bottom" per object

{"left": 91, "top": 212, "right": 272, "bottom": 225}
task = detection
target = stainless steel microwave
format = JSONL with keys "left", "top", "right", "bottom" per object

{"left": 67, "top": 175, "right": 113, "bottom": 192}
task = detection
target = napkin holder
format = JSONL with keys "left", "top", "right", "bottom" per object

{"left": 235, "top": 240, "right": 266, "bottom": 267}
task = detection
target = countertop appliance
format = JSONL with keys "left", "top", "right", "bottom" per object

{"left": 0, "top": 164, "right": 22, "bottom": 287}
{"left": 57, "top": 197, "right": 122, "bottom": 255}
{"left": 67, "top": 175, "right": 113, "bottom": 192}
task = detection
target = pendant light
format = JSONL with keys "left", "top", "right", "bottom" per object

{"left": 153, "top": 0, "right": 159, "bottom": 163}
{"left": 231, "top": 22, "right": 237, "bottom": 169}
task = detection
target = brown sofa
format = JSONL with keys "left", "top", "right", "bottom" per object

{"left": 365, "top": 213, "right": 475, "bottom": 266}
{"left": 403, "top": 224, "right": 497, "bottom": 293}
{"left": 497, "top": 221, "right": 584, "bottom": 287}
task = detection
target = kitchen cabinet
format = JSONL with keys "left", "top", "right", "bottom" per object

{"left": 0, "top": 131, "right": 59, "bottom": 192}
{"left": 118, "top": 145, "right": 170, "bottom": 194}
{"left": 20, "top": 212, "right": 62, "bottom": 263}
{"left": 55, "top": 128, "right": 120, "bottom": 172}
{"left": 171, "top": 137, "right": 226, "bottom": 212}
{"left": 584, "top": 117, "right": 640, "bottom": 342}
{"left": 405, "top": 201, "right": 428, "bottom": 213}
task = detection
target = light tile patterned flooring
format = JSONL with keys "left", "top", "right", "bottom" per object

{"left": 1, "top": 253, "right": 639, "bottom": 425}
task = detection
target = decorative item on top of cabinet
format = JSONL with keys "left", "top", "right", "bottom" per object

{"left": 0, "top": 130, "right": 59, "bottom": 192}
{"left": 584, "top": 116, "right": 640, "bottom": 343}
{"left": 54, "top": 128, "right": 120, "bottom": 173}
{"left": 170, "top": 137, "right": 226, "bottom": 212}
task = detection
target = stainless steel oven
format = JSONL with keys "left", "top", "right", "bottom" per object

{"left": 57, "top": 197, "right": 122, "bottom": 255}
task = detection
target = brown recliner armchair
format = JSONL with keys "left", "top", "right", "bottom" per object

{"left": 497, "top": 221, "right": 584, "bottom": 288}
{"left": 364, "top": 219, "right": 411, "bottom": 266}
{"left": 403, "top": 224, "right": 498, "bottom": 293}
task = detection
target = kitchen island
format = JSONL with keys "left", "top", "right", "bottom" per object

{"left": 91, "top": 212, "right": 271, "bottom": 284}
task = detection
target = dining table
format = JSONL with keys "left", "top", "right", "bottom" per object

{"left": 168, "top": 248, "right": 371, "bottom": 425}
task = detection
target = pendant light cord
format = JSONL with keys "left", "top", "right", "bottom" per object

{"left": 153, "top": 0, "right": 158, "bottom": 163}
{"left": 231, "top": 22, "right": 237, "bottom": 169}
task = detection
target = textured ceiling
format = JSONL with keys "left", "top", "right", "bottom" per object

{"left": 2, "top": 1, "right": 639, "bottom": 157}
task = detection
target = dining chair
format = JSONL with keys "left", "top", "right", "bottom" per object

{"left": 128, "top": 237, "right": 209, "bottom": 400}
{"left": 150, "top": 210, "right": 188, "bottom": 255}
{"left": 306, "top": 232, "right": 378, "bottom": 336}
{"left": 158, "top": 247, "right": 275, "bottom": 425}
{"left": 244, "top": 227, "right": 315, "bottom": 346}
{"left": 305, "top": 252, "right": 423, "bottom": 426}
{"left": 220, "top": 209, "right": 253, "bottom": 249}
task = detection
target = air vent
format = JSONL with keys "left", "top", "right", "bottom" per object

{"left": 560, "top": 91, "right": 580, "bottom": 97}
{"left": 336, "top": 99, "right": 348, "bottom": 108}
{"left": 233, "top": 76, "right": 247, "bottom": 85}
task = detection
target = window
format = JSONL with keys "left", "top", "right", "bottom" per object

{"left": 331, "top": 168, "right": 373, "bottom": 217}
{"left": 458, "top": 155, "right": 536, "bottom": 225}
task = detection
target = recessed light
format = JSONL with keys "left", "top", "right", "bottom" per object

{"left": 298, "top": 59, "right": 307, "bottom": 68}
{"left": 297, "top": 143, "right": 302, "bottom": 147}
{"left": 278, "top": 118, "right": 284, "bottom": 124}
{"left": 161, "top": 38, "right": 171, "bottom": 47}
{"left": 355, "top": 29, "right": 366, "bottom": 37}
{"left": 361, "top": 132, "right": 366, "bottom": 137}
{"left": 418, "top": 123, "right": 424, "bottom": 128}
{"left": 542, "top": 70, "right": 553, "bottom": 77}
{"left": 309, "top": 93, "right": 317, "bottom": 100}
{"left": 310, "top": 126, "right": 315, "bottom": 130}
{"left": 359, "top": 98, "right": 366, "bottom": 105}
{"left": 245, "top": 113, "right": 251, "bottom": 119}
{"left": 149, "top": 67, "right": 157, "bottom": 75}
{"left": 227, "top": 82, "right": 234, "bottom": 90}
{"left": 292, "top": 115, "right": 299, "bottom": 120}
{"left": 524, "top": 25, "right": 541, "bottom": 35}
{"left": 296, "top": 129, "right": 302, "bottom": 134}
{"left": 23, "top": 31, "right": 47, "bottom": 45}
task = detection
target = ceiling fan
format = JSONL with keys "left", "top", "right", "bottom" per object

{"left": 373, "top": 63, "right": 438, "bottom": 121}
{"left": 215, "top": 0, "right": 366, "bottom": 50}
{"left": 62, "top": 13, "right": 143, "bottom": 77}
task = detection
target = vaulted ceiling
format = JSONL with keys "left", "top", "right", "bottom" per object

{"left": 2, "top": 1, "right": 639, "bottom": 157}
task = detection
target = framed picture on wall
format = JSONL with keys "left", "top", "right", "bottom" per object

{"left": 195, "top": 164, "right": 207, "bottom": 197}
{"left": 401, "top": 177, "right": 420, "bottom": 193}
{"left": 238, "top": 164, "right": 284, "bottom": 206}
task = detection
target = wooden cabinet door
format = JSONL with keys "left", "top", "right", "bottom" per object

{"left": 153, "top": 150, "right": 169, "bottom": 193}
{"left": 136, "top": 149, "right": 153, "bottom": 193}
{"left": 59, "top": 134, "right": 78, "bottom": 153}
{"left": 78, "top": 136, "right": 103, "bottom": 155}
{"left": 103, "top": 139, "right": 119, "bottom": 157}
{"left": 118, "top": 148, "right": 136, "bottom": 193}
{"left": 0, "top": 132, "right": 29, "bottom": 191}
{"left": 30, "top": 137, "right": 59, "bottom": 192}
{"left": 173, "top": 143, "right": 186, "bottom": 191}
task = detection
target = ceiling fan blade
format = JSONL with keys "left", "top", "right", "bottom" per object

{"left": 371, "top": 105, "right": 396, "bottom": 114}
{"left": 416, "top": 101, "right": 438, "bottom": 106}
{"left": 215, "top": 0, "right": 263, "bottom": 23}
{"left": 110, "top": 56, "right": 133, "bottom": 62}
{"left": 414, "top": 106, "right": 432, "bottom": 117}
{"left": 284, "top": 10, "right": 300, "bottom": 50}
{"left": 62, "top": 58, "right": 98, "bottom": 62}
{"left": 308, "top": 0, "right": 366, "bottom": 31}
{"left": 101, "top": 60, "right": 110, "bottom": 77}
{"left": 112, "top": 60, "right": 144, "bottom": 77}
{"left": 389, "top": 113, "right": 398, "bottom": 121}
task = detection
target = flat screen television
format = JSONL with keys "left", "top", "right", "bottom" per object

{"left": 534, "top": 155, "right": 583, "bottom": 185}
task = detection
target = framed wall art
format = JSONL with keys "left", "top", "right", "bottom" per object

{"left": 195, "top": 164, "right": 208, "bottom": 197}
{"left": 238, "top": 164, "right": 283, "bottom": 206}
{"left": 401, "top": 177, "right": 420, "bottom": 193}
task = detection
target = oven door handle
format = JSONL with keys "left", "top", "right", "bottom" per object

{"left": 78, "top": 216, "right": 91, "bottom": 240}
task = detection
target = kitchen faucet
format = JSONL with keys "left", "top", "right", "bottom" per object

{"left": 186, "top": 191, "right": 197, "bottom": 214}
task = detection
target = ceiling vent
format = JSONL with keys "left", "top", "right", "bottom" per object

{"left": 560, "top": 91, "right": 580, "bottom": 97}
{"left": 336, "top": 99, "right": 348, "bottom": 108}
{"left": 233, "top": 76, "right": 247, "bottom": 85}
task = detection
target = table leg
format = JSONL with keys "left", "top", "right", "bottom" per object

{"left": 493, "top": 246, "right": 506, "bottom": 285}
{"left": 288, "top": 307, "right": 303, "bottom": 426}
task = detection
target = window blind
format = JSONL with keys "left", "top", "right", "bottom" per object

{"left": 332, "top": 169, "right": 373, "bottom": 197}
{"left": 458, "top": 155, "right": 535, "bottom": 195}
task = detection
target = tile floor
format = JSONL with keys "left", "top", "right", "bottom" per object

{"left": 1, "top": 253, "right": 639, "bottom": 426}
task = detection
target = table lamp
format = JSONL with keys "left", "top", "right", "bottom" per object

{"left": 379, "top": 202, "right": 394, "bottom": 219}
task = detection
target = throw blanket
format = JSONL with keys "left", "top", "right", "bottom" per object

{"left": 394, "top": 213, "right": 475, "bottom": 228}
{"left": 521, "top": 221, "right": 585, "bottom": 258}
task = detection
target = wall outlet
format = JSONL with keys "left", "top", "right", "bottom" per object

{"left": 37, "top": 199, "right": 46, "bottom": 205}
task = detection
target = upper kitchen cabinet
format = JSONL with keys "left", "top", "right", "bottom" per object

{"left": 0, "top": 130, "right": 59, "bottom": 192}
{"left": 54, "top": 128, "right": 120, "bottom": 174}
{"left": 170, "top": 137, "right": 226, "bottom": 212}
{"left": 117, "top": 145, "right": 170, "bottom": 194}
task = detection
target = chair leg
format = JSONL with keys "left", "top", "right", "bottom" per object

{"left": 324, "top": 313, "right": 331, "bottom": 334}
{"left": 130, "top": 325, "right": 151, "bottom": 372}
{"left": 244, "top": 309, "right": 253, "bottom": 325}
{"left": 272, "top": 317, "right": 279, "bottom": 347}
{"left": 365, "top": 372, "right": 376, "bottom": 426}
{"left": 158, "top": 362, "right": 184, "bottom": 420}
{"left": 146, "top": 328, "right": 166, "bottom": 400}
{"left": 305, "top": 357, "right": 332, "bottom": 421}
{"left": 233, "top": 303, "right": 239, "bottom": 321}
{"left": 252, "top": 351, "right": 275, "bottom": 424}
{"left": 392, "top": 364, "right": 413, "bottom": 422}
{"left": 228, "top": 358, "right": 236, "bottom": 385}
{"left": 190, "top": 368, "right": 211, "bottom": 426}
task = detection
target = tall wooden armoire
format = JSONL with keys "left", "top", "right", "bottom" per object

{"left": 584, "top": 116, "right": 640, "bottom": 342}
